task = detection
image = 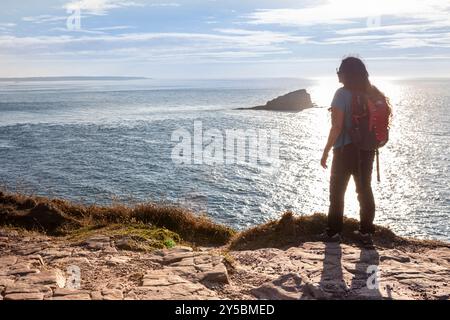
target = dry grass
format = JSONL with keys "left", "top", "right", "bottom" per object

{"left": 1, "top": 191, "right": 447, "bottom": 251}
{"left": 228, "top": 211, "right": 448, "bottom": 251}
{"left": 0, "top": 191, "right": 235, "bottom": 247}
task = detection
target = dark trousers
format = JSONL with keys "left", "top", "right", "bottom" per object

{"left": 327, "top": 143, "right": 376, "bottom": 235}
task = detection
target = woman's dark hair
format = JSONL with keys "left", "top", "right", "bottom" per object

{"left": 338, "top": 56, "right": 392, "bottom": 123}
{"left": 338, "top": 56, "right": 371, "bottom": 93}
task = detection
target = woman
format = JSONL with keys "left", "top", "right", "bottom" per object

{"left": 320, "top": 56, "right": 390, "bottom": 244}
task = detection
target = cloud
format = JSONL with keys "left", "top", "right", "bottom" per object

{"left": 37, "top": 46, "right": 292, "bottom": 62}
{"left": 0, "top": 29, "right": 309, "bottom": 48}
{"left": 22, "top": 15, "right": 68, "bottom": 24}
{"left": 336, "top": 24, "right": 426, "bottom": 36}
{"left": 93, "top": 25, "right": 135, "bottom": 31}
{"left": 0, "top": 28, "right": 309, "bottom": 63}
{"left": 322, "top": 32, "right": 450, "bottom": 48}
{"left": 244, "top": 0, "right": 450, "bottom": 49}
{"left": 0, "top": 23, "right": 16, "bottom": 31}
{"left": 148, "top": 3, "right": 180, "bottom": 7}
{"left": 246, "top": 0, "right": 450, "bottom": 27}
{"left": 0, "top": 23, "right": 16, "bottom": 28}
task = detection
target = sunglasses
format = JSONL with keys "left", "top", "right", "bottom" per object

{"left": 336, "top": 67, "right": 342, "bottom": 75}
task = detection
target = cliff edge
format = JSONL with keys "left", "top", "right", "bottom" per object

{"left": 0, "top": 192, "right": 448, "bottom": 300}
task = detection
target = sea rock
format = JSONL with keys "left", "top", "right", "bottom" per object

{"left": 239, "top": 89, "right": 313, "bottom": 112}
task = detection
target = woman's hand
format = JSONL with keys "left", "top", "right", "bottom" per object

{"left": 321, "top": 150, "right": 329, "bottom": 169}
{"left": 321, "top": 107, "right": 343, "bottom": 170}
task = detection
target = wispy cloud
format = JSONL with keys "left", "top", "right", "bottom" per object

{"left": 0, "top": 23, "right": 16, "bottom": 31}
{"left": 322, "top": 32, "right": 450, "bottom": 48}
{"left": 149, "top": 3, "right": 180, "bottom": 7}
{"left": 22, "top": 15, "right": 68, "bottom": 24}
{"left": 0, "top": 29, "right": 309, "bottom": 48}
{"left": 246, "top": 0, "right": 450, "bottom": 27}
{"left": 93, "top": 25, "right": 135, "bottom": 31}
{"left": 0, "top": 28, "right": 309, "bottom": 64}
{"left": 0, "top": 23, "right": 16, "bottom": 28}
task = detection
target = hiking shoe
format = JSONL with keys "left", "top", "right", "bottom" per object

{"left": 317, "top": 232, "right": 341, "bottom": 243}
{"left": 353, "top": 230, "right": 373, "bottom": 245}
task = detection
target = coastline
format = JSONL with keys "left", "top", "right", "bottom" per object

{"left": 0, "top": 191, "right": 449, "bottom": 300}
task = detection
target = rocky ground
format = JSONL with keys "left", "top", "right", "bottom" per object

{"left": 1, "top": 227, "right": 449, "bottom": 300}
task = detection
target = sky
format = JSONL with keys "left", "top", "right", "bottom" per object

{"left": 1, "top": 0, "right": 450, "bottom": 78}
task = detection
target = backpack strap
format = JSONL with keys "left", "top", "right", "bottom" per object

{"left": 376, "top": 148, "right": 381, "bottom": 182}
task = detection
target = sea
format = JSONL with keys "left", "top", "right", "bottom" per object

{"left": 0, "top": 77, "right": 448, "bottom": 241}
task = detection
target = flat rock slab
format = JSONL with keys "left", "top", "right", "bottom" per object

{"left": 154, "top": 248, "right": 229, "bottom": 285}
{"left": 0, "top": 256, "right": 18, "bottom": 267}
{"left": 0, "top": 277, "right": 15, "bottom": 287}
{"left": 51, "top": 293, "right": 91, "bottom": 300}
{"left": 17, "top": 269, "right": 66, "bottom": 288}
{"left": 15, "top": 244, "right": 49, "bottom": 256}
{"left": 4, "top": 292, "right": 45, "bottom": 300}
{"left": 101, "top": 289, "right": 124, "bottom": 300}
{"left": 53, "top": 288, "right": 91, "bottom": 296}
{"left": 83, "top": 235, "right": 112, "bottom": 250}
{"left": 140, "top": 270, "right": 218, "bottom": 300}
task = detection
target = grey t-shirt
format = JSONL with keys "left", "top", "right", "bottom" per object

{"left": 331, "top": 87, "right": 353, "bottom": 149}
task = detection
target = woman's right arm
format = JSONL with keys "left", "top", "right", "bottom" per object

{"left": 320, "top": 107, "right": 344, "bottom": 169}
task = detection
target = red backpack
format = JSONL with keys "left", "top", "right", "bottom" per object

{"left": 349, "top": 88, "right": 391, "bottom": 181}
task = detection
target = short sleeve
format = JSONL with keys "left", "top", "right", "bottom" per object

{"left": 331, "top": 88, "right": 347, "bottom": 112}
